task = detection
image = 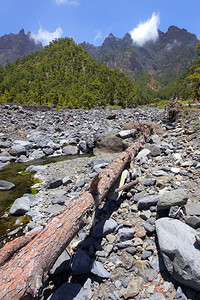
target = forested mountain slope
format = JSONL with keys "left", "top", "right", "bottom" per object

{"left": 0, "top": 38, "right": 149, "bottom": 108}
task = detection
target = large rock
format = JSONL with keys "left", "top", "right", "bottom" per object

{"left": 138, "top": 195, "right": 160, "bottom": 210}
{"left": 157, "top": 189, "right": 188, "bottom": 211}
{"left": 155, "top": 217, "right": 200, "bottom": 291}
{"left": 62, "top": 145, "right": 78, "bottom": 155}
{"left": 9, "top": 196, "right": 31, "bottom": 215}
{"left": 0, "top": 180, "right": 15, "bottom": 190}
{"left": 97, "top": 136, "right": 128, "bottom": 152}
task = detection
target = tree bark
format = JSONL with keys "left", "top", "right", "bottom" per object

{"left": 0, "top": 135, "right": 148, "bottom": 300}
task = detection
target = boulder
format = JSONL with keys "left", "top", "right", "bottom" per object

{"left": 138, "top": 195, "right": 160, "bottom": 210}
{"left": 0, "top": 180, "right": 15, "bottom": 190}
{"left": 9, "top": 196, "right": 31, "bottom": 215}
{"left": 62, "top": 145, "right": 78, "bottom": 155}
{"left": 97, "top": 136, "right": 129, "bottom": 152}
{"left": 157, "top": 189, "right": 188, "bottom": 211}
{"left": 155, "top": 217, "right": 200, "bottom": 291}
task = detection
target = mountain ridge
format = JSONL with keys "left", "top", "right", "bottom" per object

{"left": 81, "top": 26, "right": 199, "bottom": 89}
{"left": 0, "top": 29, "right": 43, "bottom": 66}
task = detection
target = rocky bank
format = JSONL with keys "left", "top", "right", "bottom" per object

{"left": 0, "top": 104, "right": 200, "bottom": 300}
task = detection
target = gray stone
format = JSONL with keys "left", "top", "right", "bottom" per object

{"left": 138, "top": 195, "right": 160, "bottom": 210}
{"left": 143, "top": 178, "right": 156, "bottom": 186}
{"left": 23, "top": 193, "right": 40, "bottom": 205}
{"left": 71, "top": 249, "right": 92, "bottom": 275}
{"left": 186, "top": 216, "right": 200, "bottom": 229}
{"left": 119, "top": 276, "right": 143, "bottom": 299}
{"left": 10, "top": 196, "right": 31, "bottom": 215}
{"left": 144, "top": 220, "right": 155, "bottom": 233}
{"left": 16, "top": 155, "right": 31, "bottom": 163}
{"left": 62, "top": 145, "right": 78, "bottom": 155}
{"left": 47, "top": 177, "right": 63, "bottom": 189}
{"left": 185, "top": 203, "right": 200, "bottom": 216}
{"left": 176, "top": 286, "right": 186, "bottom": 300}
{"left": 0, "top": 180, "right": 15, "bottom": 190}
{"left": 149, "top": 292, "right": 166, "bottom": 300}
{"left": 149, "top": 255, "right": 166, "bottom": 272}
{"left": 9, "top": 145, "right": 28, "bottom": 157}
{"left": 25, "top": 165, "right": 47, "bottom": 173}
{"left": 93, "top": 218, "right": 118, "bottom": 238}
{"left": 141, "top": 250, "right": 152, "bottom": 260}
{"left": 62, "top": 176, "right": 72, "bottom": 186}
{"left": 13, "top": 140, "right": 33, "bottom": 150}
{"left": 149, "top": 134, "right": 161, "bottom": 144}
{"left": 136, "top": 149, "right": 151, "bottom": 160}
{"left": 78, "top": 140, "right": 88, "bottom": 153}
{"left": 90, "top": 261, "right": 110, "bottom": 278}
{"left": 89, "top": 158, "right": 109, "bottom": 168}
{"left": 25, "top": 210, "right": 42, "bottom": 218}
{"left": 152, "top": 170, "right": 168, "bottom": 176}
{"left": 51, "top": 197, "right": 66, "bottom": 205}
{"left": 45, "top": 204, "right": 65, "bottom": 215}
{"left": 0, "top": 156, "right": 12, "bottom": 163}
{"left": 117, "top": 227, "right": 135, "bottom": 242}
{"left": 155, "top": 217, "right": 200, "bottom": 291}
{"left": 157, "top": 189, "right": 188, "bottom": 210}
{"left": 43, "top": 148, "right": 55, "bottom": 156}
{"left": 30, "top": 150, "right": 45, "bottom": 160}
{"left": 49, "top": 250, "right": 71, "bottom": 275}
{"left": 149, "top": 145, "right": 161, "bottom": 157}
{"left": 7, "top": 226, "right": 23, "bottom": 236}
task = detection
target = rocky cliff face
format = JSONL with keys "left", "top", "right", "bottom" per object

{"left": 0, "top": 29, "right": 43, "bottom": 65}
{"left": 81, "top": 26, "right": 199, "bottom": 86}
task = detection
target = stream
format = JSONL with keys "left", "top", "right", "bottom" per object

{"left": 0, "top": 154, "right": 90, "bottom": 246}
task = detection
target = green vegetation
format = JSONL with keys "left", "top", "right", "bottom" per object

{"left": 0, "top": 38, "right": 150, "bottom": 108}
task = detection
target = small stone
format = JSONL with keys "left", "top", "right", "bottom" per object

{"left": 0, "top": 180, "right": 15, "bottom": 190}
{"left": 90, "top": 261, "right": 110, "bottom": 278}
{"left": 141, "top": 250, "right": 152, "bottom": 260}
{"left": 171, "top": 167, "right": 180, "bottom": 174}
{"left": 47, "top": 177, "right": 63, "bottom": 189}
{"left": 117, "top": 227, "right": 135, "bottom": 242}
{"left": 140, "top": 210, "right": 151, "bottom": 220}
{"left": 119, "top": 276, "right": 143, "bottom": 299}
{"left": 106, "top": 233, "right": 116, "bottom": 243}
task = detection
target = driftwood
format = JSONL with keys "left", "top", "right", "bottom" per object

{"left": 0, "top": 128, "right": 152, "bottom": 300}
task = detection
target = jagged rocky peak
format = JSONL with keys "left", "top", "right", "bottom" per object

{"left": 81, "top": 25, "right": 199, "bottom": 87}
{"left": 0, "top": 29, "right": 43, "bottom": 65}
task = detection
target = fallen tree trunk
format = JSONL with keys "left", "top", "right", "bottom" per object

{"left": 0, "top": 132, "right": 150, "bottom": 300}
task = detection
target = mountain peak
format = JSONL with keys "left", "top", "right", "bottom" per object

{"left": 0, "top": 30, "right": 43, "bottom": 65}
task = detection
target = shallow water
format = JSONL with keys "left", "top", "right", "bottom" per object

{"left": 0, "top": 154, "right": 91, "bottom": 245}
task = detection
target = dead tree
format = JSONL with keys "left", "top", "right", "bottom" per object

{"left": 0, "top": 124, "right": 155, "bottom": 300}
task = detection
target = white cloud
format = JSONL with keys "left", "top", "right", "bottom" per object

{"left": 165, "top": 39, "right": 181, "bottom": 51}
{"left": 30, "top": 26, "right": 63, "bottom": 46}
{"left": 130, "top": 12, "right": 160, "bottom": 47}
{"left": 94, "top": 30, "right": 103, "bottom": 43}
{"left": 54, "top": 0, "right": 79, "bottom": 6}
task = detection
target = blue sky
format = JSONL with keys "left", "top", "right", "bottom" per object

{"left": 0, "top": 0, "right": 199, "bottom": 46}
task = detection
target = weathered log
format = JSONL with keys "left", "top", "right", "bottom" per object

{"left": 0, "top": 230, "right": 40, "bottom": 267}
{"left": 0, "top": 134, "right": 148, "bottom": 300}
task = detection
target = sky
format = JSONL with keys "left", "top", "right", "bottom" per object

{"left": 0, "top": 0, "right": 200, "bottom": 47}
